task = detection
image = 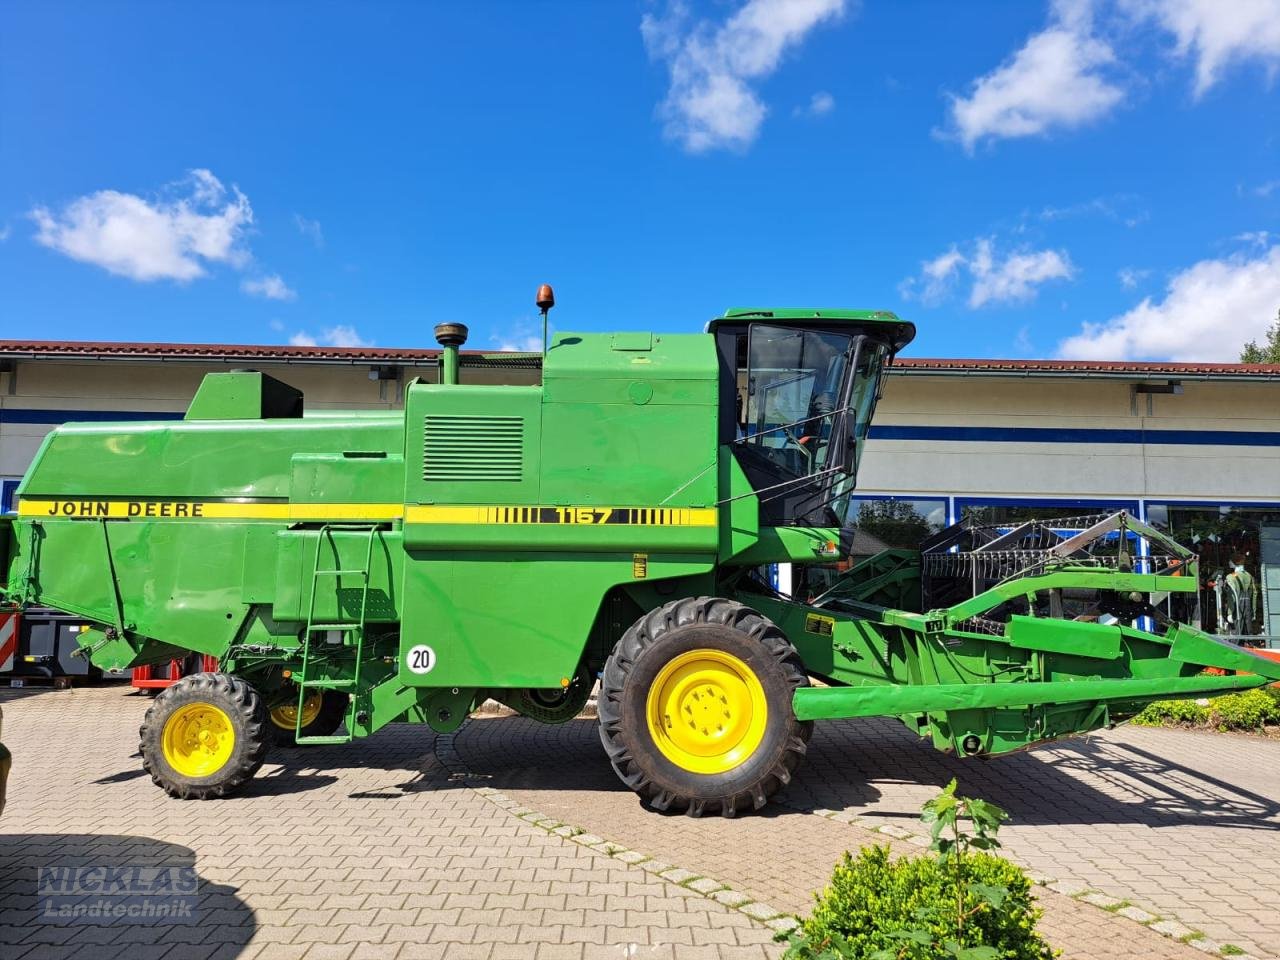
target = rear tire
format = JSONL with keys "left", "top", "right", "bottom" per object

{"left": 140, "top": 672, "right": 268, "bottom": 799}
{"left": 598, "top": 596, "right": 811, "bottom": 817}
{"left": 268, "top": 689, "right": 349, "bottom": 746}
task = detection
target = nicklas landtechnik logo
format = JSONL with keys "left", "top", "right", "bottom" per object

{"left": 37, "top": 865, "right": 200, "bottom": 924}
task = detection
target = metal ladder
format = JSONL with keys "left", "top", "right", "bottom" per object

{"left": 294, "top": 523, "right": 380, "bottom": 745}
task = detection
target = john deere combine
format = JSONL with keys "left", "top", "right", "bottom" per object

{"left": 3, "top": 290, "right": 1278, "bottom": 815}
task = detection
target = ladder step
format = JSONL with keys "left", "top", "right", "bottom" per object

{"left": 296, "top": 523, "right": 377, "bottom": 741}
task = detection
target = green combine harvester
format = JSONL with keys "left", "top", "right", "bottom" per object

{"left": 3, "top": 287, "right": 1278, "bottom": 815}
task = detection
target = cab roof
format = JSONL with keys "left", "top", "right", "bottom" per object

{"left": 709, "top": 308, "right": 916, "bottom": 353}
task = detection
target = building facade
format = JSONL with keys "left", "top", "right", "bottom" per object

{"left": 2, "top": 340, "right": 1278, "bottom": 637}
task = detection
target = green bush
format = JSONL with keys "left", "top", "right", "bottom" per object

{"left": 1131, "top": 698, "right": 1208, "bottom": 726}
{"left": 1208, "top": 688, "right": 1280, "bottom": 730}
{"left": 1133, "top": 688, "right": 1280, "bottom": 731}
{"left": 790, "top": 844, "right": 1053, "bottom": 960}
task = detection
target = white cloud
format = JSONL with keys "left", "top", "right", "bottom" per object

{"left": 1253, "top": 179, "right": 1280, "bottom": 198}
{"left": 1013, "top": 325, "right": 1036, "bottom": 354}
{"left": 900, "top": 238, "right": 1076, "bottom": 308}
{"left": 289, "top": 325, "right": 372, "bottom": 348}
{"left": 1236, "top": 230, "right": 1273, "bottom": 248}
{"left": 1122, "top": 0, "right": 1280, "bottom": 96}
{"left": 1058, "top": 244, "right": 1280, "bottom": 361}
{"left": 323, "top": 325, "right": 371, "bottom": 347}
{"left": 489, "top": 324, "right": 545, "bottom": 353}
{"left": 495, "top": 335, "right": 544, "bottom": 352}
{"left": 30, "top": 169, "right": 252, "bottom": 281}
{"left": 241, "top": 274, "right": 297, "bottom": 301}
{"left": 1118, "top": 266, "right": 1151, "bottom": 288}
{"left": 642, "top": 0, "right": 846, "bottom": 153}
{"left": 969, "top": 240, "right": 1076, "bottom": 307}
{"left": 897, "top": 246, "right": 966, "bottom": 305}
{"left": 1039, "top": 194, "right": 1147, "bottom": 227}
{"left": 294, "top": 214, "right": 324, "bottom": 247}
{"left": 0, "top": 224, "right": 10, "bottom": 242}
{"left": 796, "top": 90, "right": 835, "bottom": 116}
{"left": 944, "top": 0, "right": 1124, "bottom": 150}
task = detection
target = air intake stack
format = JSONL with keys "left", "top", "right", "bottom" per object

{"left": 434, "top": 322, "right": 468, "bottom": 386}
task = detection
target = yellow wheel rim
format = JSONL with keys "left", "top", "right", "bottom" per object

{"left": 269, "top": 691, "right": 323, "bottom": 730}
{"left": 646, "top": 649, "right": 768, "bottom": 775}
{"left": 161, "top": 702, "right": 235, "bottom": 778}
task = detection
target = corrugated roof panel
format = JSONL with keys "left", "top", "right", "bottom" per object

{"left": 0, "top": 340, "right": 1277, "bottom": 377}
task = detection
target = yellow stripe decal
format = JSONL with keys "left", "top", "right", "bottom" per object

{"left": 18, "top": 499, "right": 402, "bottom": 521}
{"left": 404, "top": 505, "right": 717, "bottom": 526}
{"left": 18, "top": 499, "right": 716, "bottom": 526}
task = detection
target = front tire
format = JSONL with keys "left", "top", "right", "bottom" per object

{"left": 140, "top": 672, "right": 268, "bottom": 799}
{"left": 598, "top": 596, "right": 812, "bottom": 817}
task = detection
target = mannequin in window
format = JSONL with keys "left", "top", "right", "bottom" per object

{"left": 1225, "top": 556, "right": 1259, "bottom": 637}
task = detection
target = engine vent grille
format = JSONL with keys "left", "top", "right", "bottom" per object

{"left": 423, "top": 416, "right": 524, "bottom": 482}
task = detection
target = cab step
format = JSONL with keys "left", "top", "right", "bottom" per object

{"left": 294, "top": 734, "right": 352, "bottom": 746}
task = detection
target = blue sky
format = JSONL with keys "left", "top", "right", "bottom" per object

{"left": 2, "top": 0, "right": 1278, "bottom": 361}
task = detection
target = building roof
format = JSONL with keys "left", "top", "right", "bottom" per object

{"left": 0, "top": 339, "right": 1277, "bottom": 380}
{"left": 0, "top": 339, "right": 539, "bottom": 368}
{"left": 890, "top": 357, "right": 1280, "bottom": 380}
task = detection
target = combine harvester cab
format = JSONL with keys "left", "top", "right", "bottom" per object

{"left": 2, "top": 291, "right": 1278, "bottom": 815}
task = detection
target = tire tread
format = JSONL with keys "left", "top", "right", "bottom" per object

{"left": 139, "top": 672, "right": 268, "bottom": 800}
{"left": 598, "top": 595, "right": 811, "bottom": 817}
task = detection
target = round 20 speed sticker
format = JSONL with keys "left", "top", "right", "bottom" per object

{"left": 405, "top": 644, "right": 437, "bottom": 675}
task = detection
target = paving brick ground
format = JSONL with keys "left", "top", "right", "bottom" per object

{"left": 453, "top": 716, "right": 1228, "bottom": 957}
{"left": 0, "top": 686, "right": 780, "bottom": 960}
{"left": 4, "top": 685, "right": 1276, "bottom": 959}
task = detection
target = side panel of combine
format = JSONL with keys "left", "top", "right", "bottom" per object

{"left": 397, "top": 333, "right": 721, "bottom": 689}
{"left": 7, "top": 377, "right": 408, "bottom": 669}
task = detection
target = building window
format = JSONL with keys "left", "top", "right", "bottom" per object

{"left": 0, "top": 479, "right": 17, "bottom": 514}
{"left": 848, "top": 496, "right": 949, "bottom": 556}
{"left": 958, "top": 497, "right": 1139, "bottom": 528}
{"left": 796, "top": 495, "right": 947, "bottom": 602}
{"left": 1147, "top": 503, "right": 1280, "bottom": 638}
{"left": 957, "top": 498, "right": 1138, "bottom": 553}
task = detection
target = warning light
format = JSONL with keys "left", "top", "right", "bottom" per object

{"left": 536, "top": 284, "right": 556, "bottom": 354}
{"left": 560, "top": 676, "right": 571, "bottom": 688}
